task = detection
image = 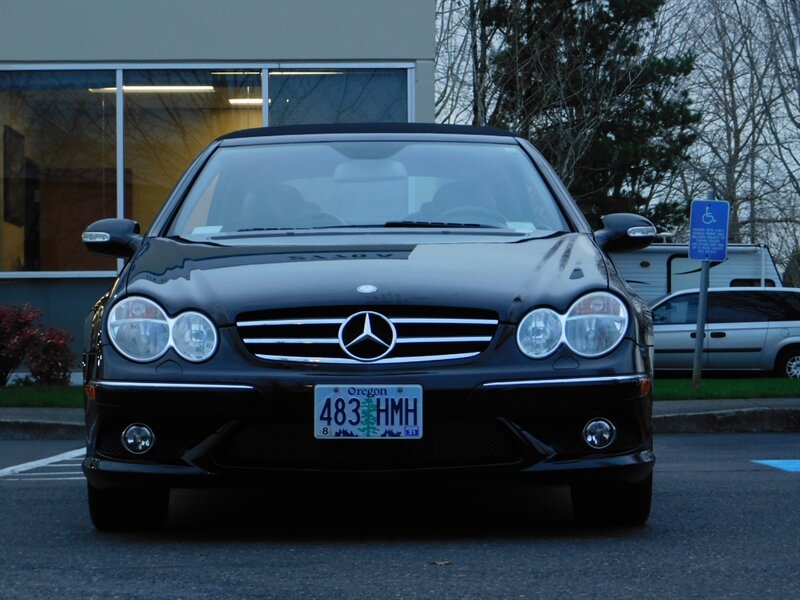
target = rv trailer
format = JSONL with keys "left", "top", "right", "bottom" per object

{"left": 609, "top": 243, "right": 782, "bottom": 305}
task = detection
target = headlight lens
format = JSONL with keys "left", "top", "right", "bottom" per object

{"left": 516, "top": 292, "right": 629, "bottom": 359}
{"left": 564, "top": 292, "right": 628, "bottom": 357}
{"left": 517, "top": 308, "right": 562, "bottom": 358}
{"left": 107, "top": 297, "right": 170, "bottom": 362}
{"left": 172, "top": 311, "right": 218, "bottom": 362}
{"left": 107, "top": 297, "right": 218, "bottom": 362}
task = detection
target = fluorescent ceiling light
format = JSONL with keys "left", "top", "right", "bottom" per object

{"left": 269, "top": 71, "right": 343, "bottom": 76}
{"left": 211, "top": 71, "right": 261, "bottom": 76}
{"left": 88, "top": 86, "right": 215, "bottom": 93}
{"left": 228, "top": 98, "right": 263, "bottom": 106}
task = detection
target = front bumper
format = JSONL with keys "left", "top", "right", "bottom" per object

{"left": 83, "top": 375, "right": 654, "bottom": 489}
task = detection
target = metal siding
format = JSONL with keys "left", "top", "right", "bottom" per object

{"left": 0, "top": 1, "right": 434, "bottom": 62}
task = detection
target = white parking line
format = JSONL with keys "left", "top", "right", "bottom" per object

{"left": 1, "top": 477, "right": 86, "bottom": 482}
{"left": 20, "top": 471, "right": 84, "bottom": 476}
{"left": 0, "top": 448, "right": 85, "bottom": 478}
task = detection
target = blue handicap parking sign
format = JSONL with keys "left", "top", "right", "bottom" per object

{"left": 689, "top": 200, "right": 730, "bottom": 261}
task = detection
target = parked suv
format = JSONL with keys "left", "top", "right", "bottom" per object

{"left": 651, "top": 287, "right": 800, "bottom": 377}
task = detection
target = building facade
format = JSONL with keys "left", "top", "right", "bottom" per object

{"left": 0, "top": 0, "right": 435, "bottom": 364}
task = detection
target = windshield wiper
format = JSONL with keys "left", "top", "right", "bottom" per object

{"left": 231, "top": 222, "right": 508, "bottom": 233}
{"left": 383, "top": 220, "right": 504, "bottom": 229}
{"left": 169, "top": 234, "right": 225, "bottom": 245}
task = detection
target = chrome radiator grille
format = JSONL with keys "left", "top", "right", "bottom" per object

{"left": 236, "top": 306, "right": 499, "bottom": 365}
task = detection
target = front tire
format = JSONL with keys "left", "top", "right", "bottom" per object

{"left": 776, "top": 347, "right": 800, "bottom": 379}
{"left": 571, "top": 474, "right": 653, "bottom": 527}
{"left": 87, "top": 483, "right": 170, "bottom": 531}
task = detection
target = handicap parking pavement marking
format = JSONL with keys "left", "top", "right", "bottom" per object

{"left": 0, "top": 447, "right": 85, "bottom": 480}
{"left": 752, "top": 460, "right": 800, "bottom": 473}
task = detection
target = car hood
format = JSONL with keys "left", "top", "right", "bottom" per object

{"left": 123, "top": 233, "right": 610, "bottom": 325}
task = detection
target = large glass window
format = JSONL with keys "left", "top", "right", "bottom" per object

{"left": 0, "top": 70, "right": 117, "bottom": 271}
{"left": 0, "top": 65, "right": 411, "bottom": 273}
{"left": 123, "top": 69, "right": 262, "bottom": 232}
{"left": 268, "top": 69, "right": 407, "bottom": 126}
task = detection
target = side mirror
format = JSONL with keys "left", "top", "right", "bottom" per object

{"left": 595, "top": 213, "right": 656, "bottom": 252}
{"left": 82, "top": 218, "right": 142, "bottom": 258}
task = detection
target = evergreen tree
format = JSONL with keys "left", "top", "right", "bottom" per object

{"left": 783, "top": 250, "right": 800, "bottom": 288}
{"left": 485, "top": 0, "right": 699, "bottom": 226}
{"left": 358, "top": 397, "right": 379, "bottom": 437}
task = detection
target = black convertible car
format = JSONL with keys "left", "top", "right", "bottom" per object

{"left": 81, "top": 123, "right": 657, "bottom": 530}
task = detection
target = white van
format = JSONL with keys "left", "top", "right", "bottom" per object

{"left": 651, "top": 287, "right": 800, "bottom": 377}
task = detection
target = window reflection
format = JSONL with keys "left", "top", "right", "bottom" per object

{"left": 268, "top": 69, "right": 407, "bottom": 126}
{"left": 0, "top": 70, "right": 116, "bottom": 271}
{"left": 654, "top": 295, "right": 698, "bottom": 325}
{"left": 0, "top": 66, "right": 411, "bottom": 272}
{"left": 124, "top": 69, "right": 262, "bottom": 231}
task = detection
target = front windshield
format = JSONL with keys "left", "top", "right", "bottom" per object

{"left": 168, "top": 140, "right": 570, "bottom": 239}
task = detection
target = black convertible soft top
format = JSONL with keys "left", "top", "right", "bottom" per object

{"left": 217, "top": 122, "right": 517, "bottom": 141}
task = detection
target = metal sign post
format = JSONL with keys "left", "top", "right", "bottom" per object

{"left": 688, "top": 194, "right": 730, "bottom": 389}
{"left": 692, "top": 261, "right": 711, "bottom": 389}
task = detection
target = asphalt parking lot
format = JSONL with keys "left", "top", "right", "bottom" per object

{"left": 1, "top": 433, "right": 798, "bottom": 599}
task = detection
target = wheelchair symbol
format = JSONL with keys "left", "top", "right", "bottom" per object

{"left": 701, "top": 205, "right": 717, "bottom": 225}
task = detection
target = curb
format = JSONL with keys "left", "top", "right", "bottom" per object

{"left": 653, "top": 408, "right": 800, "bottom": 434}
{"left": 0, "top": 421, "right": 84, "bottom": 440}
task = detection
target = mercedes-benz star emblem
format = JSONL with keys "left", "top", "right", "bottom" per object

{"left": 338, "top": 311, "right": 397, "bottom": 362}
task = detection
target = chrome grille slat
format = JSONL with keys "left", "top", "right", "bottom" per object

{"left": 396, "top": 337, "right": 492, "bottom": 343}
{"left": 253, "top": 352, "right": 482, "bottom": 365}
{"left": 391, "top": 318, "right": 499, "bottom": 325}
{"left": 236, "top": 307, "right": 498, "bottom": 365}
{"left": 243, "top": 338, "right": 340, "bottom": 344}
{"left": 237, "top": 318, "right": 345, "bottom": 327}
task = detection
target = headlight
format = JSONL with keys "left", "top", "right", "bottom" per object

{"left": 172, "top": 311, "right": 217, "bottom": 362}
{"left": 564, "top": 292, "right": 628, "bottom": 357}
{"left": 107, "top": 296, "right": 218, "bottom": 362}
{"left": 107, "top": 297, "right": 170, "bottom": 362}
{"left": 517, "top": 308, "right": 562, "bottom": 358}
{"left": 516, "top": 292, "right": 629, "bottom": 359}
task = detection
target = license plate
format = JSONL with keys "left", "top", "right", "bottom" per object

{"left": 314, "top": 385, "right": 423, "bottom": 439}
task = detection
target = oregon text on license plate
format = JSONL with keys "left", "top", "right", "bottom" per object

{"left": 314, "top": 385, "right": 423, "bottom": 439}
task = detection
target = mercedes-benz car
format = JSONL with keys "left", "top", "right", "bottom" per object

{"left": 81, "top": 123, "right": 657, "bottom": 530}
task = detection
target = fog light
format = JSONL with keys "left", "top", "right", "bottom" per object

{"left": 121, "top": 423, "right": 155, "bottom": 454}
{"left": 583, "top": 418, "right": 616, "bottom": 450}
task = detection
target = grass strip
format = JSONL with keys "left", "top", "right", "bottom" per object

{"left": 653, "top": 377, "right": 800, "bottom": 400}
{"left": 0, "top": 385, "right": 83, "bottom": 408}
